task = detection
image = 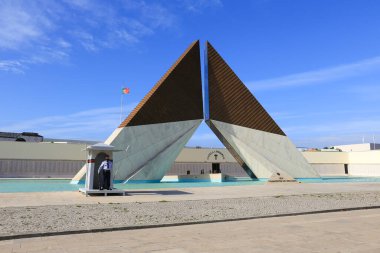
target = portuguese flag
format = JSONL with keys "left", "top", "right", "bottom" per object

{"left": 122, "top": 88, "right": 130, "bottom": 94}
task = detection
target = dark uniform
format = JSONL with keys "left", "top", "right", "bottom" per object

{"left": 98, "top": 157, "right": 113, "bottom": 190}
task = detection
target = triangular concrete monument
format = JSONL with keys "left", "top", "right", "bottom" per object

{"left": 72, "top": 40, "right": 320, "bottom": 184}
{"left": 205, "top": 41, "right": 320, "bottom": 180}
{"left": 73, "top": 40, "right": 203, "bottom": 183}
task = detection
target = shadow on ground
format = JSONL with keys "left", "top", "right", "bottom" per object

{"left": 126, "top": 190, "right": 193, "bottom": 196}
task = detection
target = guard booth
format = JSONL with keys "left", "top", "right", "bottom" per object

{"left": 79, "top": 143, "right": 126, "bottom": 196}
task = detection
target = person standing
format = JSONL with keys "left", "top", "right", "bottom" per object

{"left": 98, "top": 155, "right": 113, "bottom": 190}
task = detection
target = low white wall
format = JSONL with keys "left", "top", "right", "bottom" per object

{"left": 167, "top": 162, "right": 249, "bottom": 177}
{"left": 311, "top": 164, "right": 345, "bottom": 176}
{"left": 1, "top": 142, "right": 380, "bottom": 178}
{"left": 349, "top": 150, "right": 380, "bottom": 164}
{"left": 220, "top": 163, "right": 249, "bottom": 177}
{"left": 162, "top": 173, "right": 224, "bottom": 182}
{"left": 0, "top": 142, "right": 87, "bottom": 160}
{"left": 0, "top": 142, "right": 86, "bottom": 178}
{"left": 0, "top": 159, "right": 84, "bottom": 178}
{"left": 333, "top": 143, "right": 371, "bottom": 152}
{"left": 348, "top": 164, "right": 380, "bottom": 177}
{"left": 302, "top": 152, "right": 349, "bottom": 164}
{"left": 175, "top": 148, "right": 236, "bottom": 163}
{"left": 346, "top": 151, "right": 380, "bottom": 176}
{"left": 167, "top": 162, "right": 211, "bottom": 175}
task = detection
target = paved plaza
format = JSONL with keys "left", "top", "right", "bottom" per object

{"left": 2, "top": 182, "right": 380, "bottom": 208}
{"left": 1, "top": 209, "right": 379, "bottom": 253}
{"left": 1, "top": 182, "right": 380, "bottom": 252}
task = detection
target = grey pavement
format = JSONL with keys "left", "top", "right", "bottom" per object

{"left": 1, "top": 209, "right": 380, "bottom": 253}
{"left": 2, "top": 182, "right": 380, "bottom": 208}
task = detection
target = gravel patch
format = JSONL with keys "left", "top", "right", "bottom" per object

{"left": 1, "top": 191, "right": 380, "bottom": 237}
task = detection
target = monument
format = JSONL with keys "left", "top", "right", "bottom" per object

{"left": 72, "top": 40, "right": 320, "bottom": 185}
{"left": 204, "top": 42, "right": 319, "bottom": 181}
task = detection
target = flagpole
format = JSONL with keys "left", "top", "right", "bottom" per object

{"left": 120, "top": 86, "right": 123, "bottom": 124}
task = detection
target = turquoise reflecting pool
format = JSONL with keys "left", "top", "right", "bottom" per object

{"left": 0, "top": 179, "right": 80, "bottom": 193}
{"left": 0, "top": 179, "right": 264, "bottom": 193}
{"left": 297, "top": 176, "right": 380, "bottom": 183}
{"left": 1, "top": 177, "right": 380, "bottom": 193}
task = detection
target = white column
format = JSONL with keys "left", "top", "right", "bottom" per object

{"left": 85, "top": 151, "right": 95, "bottom": 189}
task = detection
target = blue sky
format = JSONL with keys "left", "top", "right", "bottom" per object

{"left": 1, "top": 0, "right": 380, "bottom": 148}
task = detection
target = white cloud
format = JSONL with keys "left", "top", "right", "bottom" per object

{"left": 0, "top": 60, "right": 23, "bottom": 73}
{"left": 57, "top": 38, "right": 72, "bottom": 48}
{"left": 284, "top": 118, "right": 380, "bottom": 148}
{"left": 114, "top": 30, "right": 140, "bottom": 44}
{"left": 122, "top": 0, "right": 177, "bottom": 30}
{"left": 70, "top": 30, "right": 98, "bottom": 52}
{"left": 182, "top": 0, "right": 223, "bottom": 13}
{"left": 123, "top": 18, "right": 154, "bottom": 37}
{"left": 186, "top": 131, "right": 224, "bottom": 148}
{"left": 0, "top": 104, "right": 137, "bottom": 140}
{"left": 272, "top": 109, "right": 380, "bottom": 122}
{"left": 0, "top": 0, "right": 69, "bottom": 71}
{"left": 191, "top": 133, "right": 218, "bottom": 141}
{"left": 248, "top": 56, "right": 380, "bottom": 90}
{"left": 284, "top": 118, "right": 380, "bottom": 135}
{"left": 346, "top": 85, "right": 380, "bottom": 101}
{"left": 0, "top": 1, "right": 53, "bottom": 50}
{"left": 293, "top": 133, "right": 380, "bottom": 148}
{"left": 0, "top": 0, "right": 223, "bottom": 73}
{"left": 63, "top": 0, "right": 94, "bottom": 10}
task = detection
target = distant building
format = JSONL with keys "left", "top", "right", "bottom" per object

{"left": 44, "top": 138, "right": 99, "bottom": 145}
{"left": 320, "top": 148, "right": 341, "bottom": 152}
{"left": 0, "top": 132, "right": 43, "bottom": 142}
{"left": 332, "top": 143, "right": 380, "bottom": 152}
{"left": 1, "top": 142, "right": 380, "bottom": 179}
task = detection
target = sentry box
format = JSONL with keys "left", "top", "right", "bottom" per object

{"left": 79, "top": 143, "right": 126, "bottom": 196}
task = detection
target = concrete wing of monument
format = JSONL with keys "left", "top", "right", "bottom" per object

{"left": 204, "top": 41, "right": 320, "bottom": 180}
{"left": 72, "top": 40, "right": 203, "bottom": 183}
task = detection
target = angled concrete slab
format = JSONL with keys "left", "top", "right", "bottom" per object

{"left": 205, "top": 41, "right": 319, "bottom": 180}
{"left": 73, "top": 41, "right": 203, "bottom": 183}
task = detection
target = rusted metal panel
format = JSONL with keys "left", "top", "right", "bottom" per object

{"left": 119, "top": 40, "right": 203, "bottom": 127}
{"left": 206, "top": 42, "right": 285, "bottom": 136}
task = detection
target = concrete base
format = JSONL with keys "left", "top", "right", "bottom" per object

{"left": 268, "top": 172, "right": 297, "bottom": 183}
{"left": 162, "top": 173, "right": 225, "bottom": 183}
{"left": 79, "top": 188, "right": 126, "bottom": 197}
